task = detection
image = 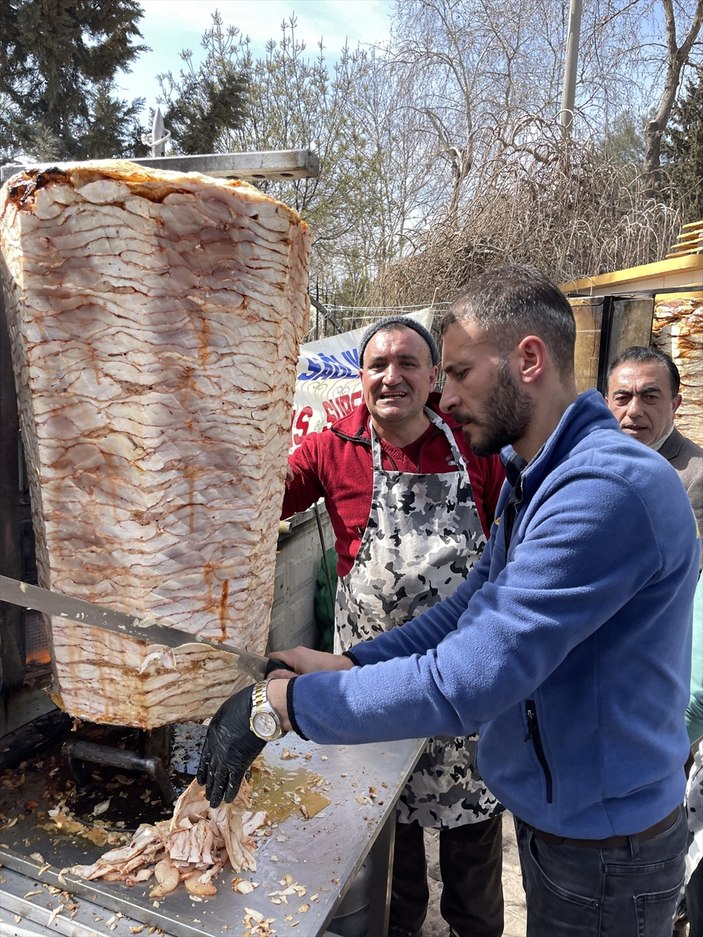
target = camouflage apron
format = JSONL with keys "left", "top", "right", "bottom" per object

{"left": 685, "top": 740, "right": 703, "bottom": 887}
{"left": 335, "top": 409, "right": 500, "bottom": 828}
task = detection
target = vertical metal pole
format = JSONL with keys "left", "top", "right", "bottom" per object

{"left": 141, "top": 106, "right": 170, "bottom": 156}
{"left": 315, "top": 280, "right": 320, "bottom": 339}
{"left": 367, "top": 815, "right": 395, "bottom": 937}
{"left": 560, "top": 0, "right": 583, "bottom": 135}
{"left": 0, "top": 283, "right": 25, "bottom": 696}
{"left": 151, "top": 108, "right": 166, "bottom": 157}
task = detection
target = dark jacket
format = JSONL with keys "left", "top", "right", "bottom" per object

{"left": 659, "top": 426, "right": 703, "bottom": 566}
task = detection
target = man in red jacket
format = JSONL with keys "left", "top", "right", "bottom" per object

{"left": 281, "top": 316, "right": 506, "bottom": 937}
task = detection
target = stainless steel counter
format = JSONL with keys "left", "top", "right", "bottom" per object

{"left": 0, "top": 733, "right": 425, "bottom": 937}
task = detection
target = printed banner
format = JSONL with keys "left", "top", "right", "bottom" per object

{"left": 290, "top": 310, "right": 434, "bottom": 450}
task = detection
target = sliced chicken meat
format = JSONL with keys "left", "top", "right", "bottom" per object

{"left": 66, "top": 778, "right": 267, "bottom": 896}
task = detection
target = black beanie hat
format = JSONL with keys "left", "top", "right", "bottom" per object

{"left": 358, "top": 316, "right": 439, "bottom": 367}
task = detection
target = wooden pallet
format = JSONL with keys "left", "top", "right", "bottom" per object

{"left": 666, "top": 220, "right": 703, "bottom": 258}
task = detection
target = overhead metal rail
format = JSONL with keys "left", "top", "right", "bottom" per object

{"left": 566, "top": 284, "right": 703, "bottom": 299}
{"left": 1, "top": 106, "right": 319, "bottom": 183}
{"left": 0, "top": 147, "right": 320, "bottom": 184}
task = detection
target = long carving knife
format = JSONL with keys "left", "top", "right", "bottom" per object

{"left": 0, "top": 574, "right": 270, "bottom": 681}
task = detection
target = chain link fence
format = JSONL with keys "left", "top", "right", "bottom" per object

{"left": 305, "top": 297, "right": 451, "bottom": 343}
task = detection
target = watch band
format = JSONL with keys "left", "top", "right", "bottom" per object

{"left": 250, "top": 680, "right": 286, "bottom": 740}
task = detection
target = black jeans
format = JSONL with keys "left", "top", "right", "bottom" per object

{"left": 687, "top": 859, "right": 703, "bottom": 937}
{"left": 515, "top": 807, "right": 687, "bottom": 937}
{"left": 389, "top": 815, "right": 504, "bottom": 937}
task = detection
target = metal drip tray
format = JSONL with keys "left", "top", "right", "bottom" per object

{"left": 0, "top": 725, "right": 424, "bottom": 937}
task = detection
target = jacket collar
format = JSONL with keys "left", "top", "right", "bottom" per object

{"left": 501, "top": 389, "right": 620, "bottom": 500}
{"left": 657, "top": 426, "right": 684, "bottom": 461}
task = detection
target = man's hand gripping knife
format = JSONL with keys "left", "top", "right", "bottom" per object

{"left": 197, "top": 658, "right": 293, "bottom": 808}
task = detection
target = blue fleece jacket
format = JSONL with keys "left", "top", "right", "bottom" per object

{"left": 289, "top": 390, "right": 700, "bottom": 838}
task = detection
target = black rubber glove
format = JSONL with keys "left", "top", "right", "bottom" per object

{"left": 196, "top": 686, "right": 265, "bottom": 807}
{"left": 265, "top": 657, "right": 295, "bottom": 676}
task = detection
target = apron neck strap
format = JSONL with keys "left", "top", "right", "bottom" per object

{"left": 370, "top": 408, "right": 469, "bottom": 474}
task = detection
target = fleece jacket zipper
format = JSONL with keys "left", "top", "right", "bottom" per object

{"left": 525, "top": 699, "right": 554, "bottom": 803}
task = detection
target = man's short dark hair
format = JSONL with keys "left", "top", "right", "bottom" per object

{"left": 440, "top": 265, "right": 576, "bottom": 379}
{"left": 606, "top": 346, "right": 680, "bottom": 397}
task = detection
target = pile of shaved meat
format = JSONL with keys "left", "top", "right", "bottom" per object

{"left": 65, "top": 779, "right": 266, "bottom": 898}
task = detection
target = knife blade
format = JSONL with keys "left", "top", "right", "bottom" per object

{"left": 0, "top": 575, "right": 269, "bottom": 681}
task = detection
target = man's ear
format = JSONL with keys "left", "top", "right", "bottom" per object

{"left": 516, "top": 335, "right": 546, "bottom": 384}
{"left": 673, "top": 393, "right": 682, "bottom": 414}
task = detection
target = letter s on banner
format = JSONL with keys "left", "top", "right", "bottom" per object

{"left": 290, "top": 406, "right": 313, "bottom": 446}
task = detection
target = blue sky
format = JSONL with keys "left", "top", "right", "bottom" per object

{"left": 118, "top": 0, "right": 393, "bottom": 116}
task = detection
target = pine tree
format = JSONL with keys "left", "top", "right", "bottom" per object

{"left": 662, "top": 66, "right": 703, "bottom": 223}
{"left": 599, "top": 113, "right": 646, "bottom": 166}
{"left": 163, "top": 61, "right": 248, "bottom": 155}
{"left": 0, "top": 0, "right": 148, "bottom": 162}
{"left": 157, "top": 11, "right": 248, "bottom": 155}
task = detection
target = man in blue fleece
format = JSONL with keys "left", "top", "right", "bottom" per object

{"left": 198, "top": 266, "right": 700, "bottom": 937}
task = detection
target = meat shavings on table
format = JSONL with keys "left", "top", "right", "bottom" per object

{"left": 0, "top": 726, "right": 334, "bottom": 932}
{"left": 64, "top": 778, "right": 267, "bottom": 898}
{"left": 58, "top": 749, "right": 331, "bottom": 902}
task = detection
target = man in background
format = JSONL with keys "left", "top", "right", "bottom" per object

{"left": 282, "top": 316, "right": 505, "bottom": 937}
{"left": 606, "top": 345, "right": 702, "bottom": 556}
{"left": 606, "top": 345, "right": 703, "bottom": 937}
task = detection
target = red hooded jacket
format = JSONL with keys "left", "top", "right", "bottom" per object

{"left": 282, "top": 393, "right": 505, "bottom": 576}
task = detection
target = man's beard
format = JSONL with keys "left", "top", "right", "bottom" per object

{"left": 459, "top": 359, "right": 533, "bottom": 457}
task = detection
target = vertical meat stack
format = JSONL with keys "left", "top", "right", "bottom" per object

{"left": 0, "top": 161, "right": 310, "bottom": 727}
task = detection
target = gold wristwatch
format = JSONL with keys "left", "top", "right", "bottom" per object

{"left": 249, "top": 680, "right": 286, "bottom": 741}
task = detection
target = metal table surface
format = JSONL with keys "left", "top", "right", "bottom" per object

{"left": 0, "top": 733, "right": 425, "bottom": 937}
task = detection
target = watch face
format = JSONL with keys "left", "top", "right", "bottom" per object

{"left": 253, "top": 711, "right": 277, "bottom": 738}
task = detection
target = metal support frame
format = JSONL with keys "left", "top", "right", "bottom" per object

{"left": 0, "top": 148, "right": 319, "bottom": 184}
{"left": 63, "top": 730, "right": 176, "bottom": 805}
{"left": 309, "top": 294, "right": 343, "bottom": 333}
{"left": 595, "top": 294, "right": 616, "bottom": 395}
